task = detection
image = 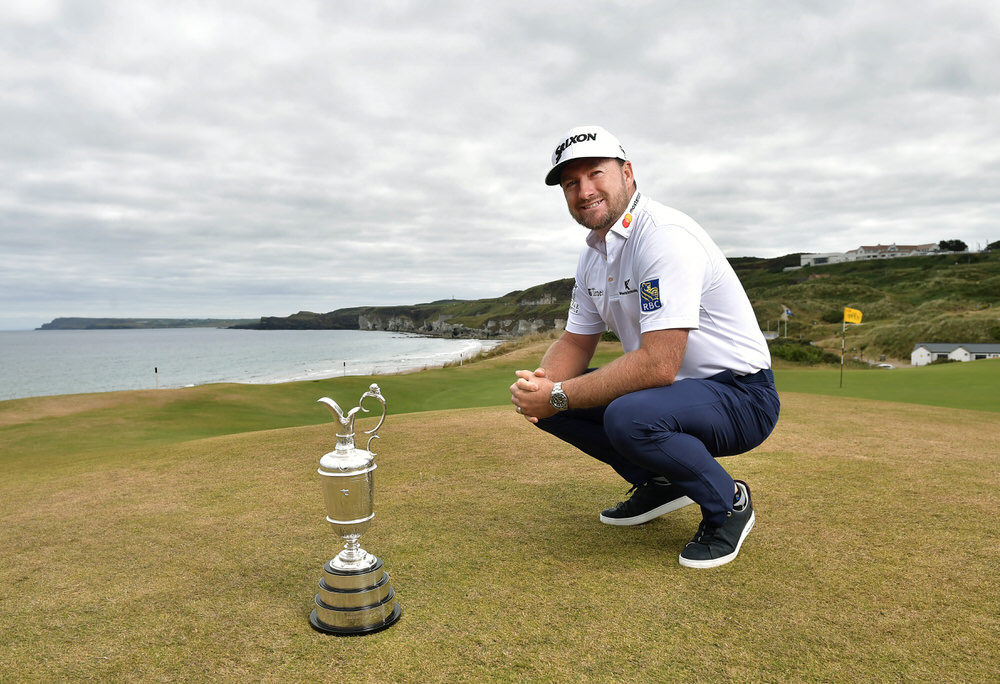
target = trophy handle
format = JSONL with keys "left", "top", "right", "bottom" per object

{"left": 359, "top": 384, "right": 387, "bottom": 452}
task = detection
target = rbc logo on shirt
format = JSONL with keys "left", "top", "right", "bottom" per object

{"left": 640, "top": 279, "right": 662, "bottom": 312}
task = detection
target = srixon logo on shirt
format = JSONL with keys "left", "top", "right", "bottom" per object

{"left": 553, "top": 132, "right": 598, "bottom": 163}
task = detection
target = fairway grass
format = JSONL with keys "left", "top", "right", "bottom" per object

{"left": 775, "top": 358, "right": 1000, "bottom": 413}
{"left": 1, "top": 347, "right": 999, "bottom": 682}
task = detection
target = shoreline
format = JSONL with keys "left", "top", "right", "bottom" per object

{"left": 235, "top": 338, "right": 506, "bottom": 385}
{"left": 0, "top": 330, "right": 508, "bottom": 403}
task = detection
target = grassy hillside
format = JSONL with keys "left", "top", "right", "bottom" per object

{"left": 737, "top": 252, "right": 1000, "bottom": 362}
{"left": 494, "top": 252, "right": 1000, "bottom": 363}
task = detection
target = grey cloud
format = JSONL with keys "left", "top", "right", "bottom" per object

{"left": 2, "top": 0, "right": 998, "bottom": 327}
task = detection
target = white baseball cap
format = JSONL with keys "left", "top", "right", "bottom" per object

{"left": 545, "top": 125, "right": 628, "bottom": 186}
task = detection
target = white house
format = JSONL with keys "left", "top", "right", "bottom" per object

{"left": 798, "top": 252, "right": 851, "bottom": 267}
{"left": 847, "top": 243, "right": 939, "bottom": 261}
{"left": 800, "top": 243, "right": 942, "bottom": 267}
{"left": 911, "top": 343, "right": 1000, "bottom": 366}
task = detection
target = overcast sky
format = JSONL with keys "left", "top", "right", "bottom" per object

{"left": 2, "top": 1, "right": 998, "bottom": 329}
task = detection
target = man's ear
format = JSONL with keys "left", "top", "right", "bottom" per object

{"left": 622, "top": 160, "right": 635, "bottom": 189}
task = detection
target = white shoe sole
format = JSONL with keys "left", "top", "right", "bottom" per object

{"left": 599, "top": 495, "right": 695, "bottom": 526}
{"left": 678, "top": 509, "right": 755, "bottom": 569}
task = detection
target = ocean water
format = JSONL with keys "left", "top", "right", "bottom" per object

{"left": 0, "top": 328, "right": 502, "bottom": 401}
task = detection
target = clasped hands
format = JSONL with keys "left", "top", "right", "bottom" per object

{"left": 509, "top": 367, "right": 557, "bottom": 423}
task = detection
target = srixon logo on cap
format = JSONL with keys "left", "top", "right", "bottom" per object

{"left": 553, "top": 132, "right": 598, "bottom": 163}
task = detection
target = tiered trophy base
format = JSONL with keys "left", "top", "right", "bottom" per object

{"left": 309, "top": 557, "right": 401, "bottom": 636}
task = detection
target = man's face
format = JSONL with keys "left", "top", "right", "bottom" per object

{"left": 560, "top": 157, "right": 634, "bottom": 233}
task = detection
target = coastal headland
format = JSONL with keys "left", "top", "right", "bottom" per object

{"left": 38, "top": 317, "right": 258, "bottom": 330}
{"left": 234, "top": 278, "right": 574, "bottom": 339}
{"left": 35, "top": 251, "right": 1000, "bottom": 361}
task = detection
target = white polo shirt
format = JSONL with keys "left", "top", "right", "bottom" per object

{"left": 565, "top": 191, "right": 771, "bottom": 380}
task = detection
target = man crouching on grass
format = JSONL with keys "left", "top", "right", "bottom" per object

{"left": 509, "top": 125, "right": 780, "bottom": 568}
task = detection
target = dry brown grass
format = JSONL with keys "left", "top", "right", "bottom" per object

{"left": 0, "top": 390, "right": 173, "bottom": 428}
{"left": 1, "top": 392, "right": 998, "bottom": 682}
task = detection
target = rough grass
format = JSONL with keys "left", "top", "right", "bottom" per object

{"left": 740, "top": 251, "right": 1000, "bottom": 361}
{"left": 2, "top": 369, "right": 999, "bottom": 681}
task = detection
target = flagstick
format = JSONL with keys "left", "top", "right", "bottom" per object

{"left": 840, "top": 320, "right": 845, "bottom": 388}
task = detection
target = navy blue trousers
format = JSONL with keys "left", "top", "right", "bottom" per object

{"left": 536, "top": 369, "right": 780, "bottom": 526}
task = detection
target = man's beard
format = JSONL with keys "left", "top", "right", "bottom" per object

{"left": 569, "top": 184, "right": 630, "bottom": 233}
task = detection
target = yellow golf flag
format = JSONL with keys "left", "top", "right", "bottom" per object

{"left": 844, "top": 307, "right": 863, "bottom": 324}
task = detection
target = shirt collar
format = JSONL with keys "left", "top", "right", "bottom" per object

{"left": 585, "top": 190, "right": 643, "bottom": 252}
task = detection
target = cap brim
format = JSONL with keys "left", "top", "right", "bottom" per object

{"left": 544, "top": 163, "right": 567, "bottom": 186}
{"left": 545, "top": 154, "right": 626, "bottom": 186}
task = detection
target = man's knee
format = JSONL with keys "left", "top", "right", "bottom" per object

{"left": 603, "top": 391, "right": 648, "bottom": 446}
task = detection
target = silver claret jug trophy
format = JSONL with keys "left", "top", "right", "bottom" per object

{"left": 309, "top": 383, "right": 401, "bottom": 635}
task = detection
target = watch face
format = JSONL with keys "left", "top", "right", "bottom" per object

{"left": 550, "top": 385, "right": 568, "bottom": 410}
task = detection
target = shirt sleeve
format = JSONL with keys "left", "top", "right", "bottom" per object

{"left": 565, "top": 257, "right": 607, "bottom": 336}
{"left": 633, "top": 224, "right": 708, "bottom": 333}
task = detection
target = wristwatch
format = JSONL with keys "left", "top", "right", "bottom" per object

{"left": 549, "top": 382, "right": 569, "bottom": 411}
